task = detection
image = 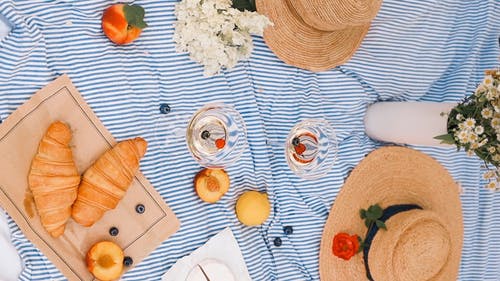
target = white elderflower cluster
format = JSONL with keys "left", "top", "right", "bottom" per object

{"left": 173, "top": 0, "right": 272, "bottom": 76}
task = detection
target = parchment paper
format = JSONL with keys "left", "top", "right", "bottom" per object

{"left": 0, "top": 74, "right": 180, "bottom": 281}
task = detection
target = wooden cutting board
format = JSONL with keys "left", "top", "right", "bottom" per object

{"left": 0, "top": 74, "right": 180, "bottom": 280}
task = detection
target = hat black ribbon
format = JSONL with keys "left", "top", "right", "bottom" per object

{"left": 363, "top": 204, "right": 422, "bottom": 281}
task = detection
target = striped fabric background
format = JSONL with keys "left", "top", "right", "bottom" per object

{"left": 0, "top": 0, "right": 499, "bottom": 280}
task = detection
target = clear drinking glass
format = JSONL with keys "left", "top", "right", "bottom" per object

{"left": 285, "top": 119, "right": 337, "bottom": 179}
{"left": 186, "top": 103, "right": 247, "bottom": 168}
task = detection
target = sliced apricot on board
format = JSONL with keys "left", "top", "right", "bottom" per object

{"left": 86, "top": 241, "right": 124, "bottom": 281}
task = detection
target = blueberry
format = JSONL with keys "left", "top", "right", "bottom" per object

{"left": 273, "top": 237, "right": 282, "bottom": 247}
{"left": 159, "top": 103, "right": 171, "bottom": 114}
{"left": 201, "top": 130, "right": 211, "bottom": 140}
{"left": 135, "top": 204, "right": 145, "bottom": 214}
{"left": 292, "top": 137, "right": 300, "bottom": 146}
{"left": 109, "top": 227, "right": 119, "bottom": 236}
{"left": 283, "top": 226, "right": 293, "bottom": 235}
{"left": 123, "top": 256, "right": 133, "bottom": 267}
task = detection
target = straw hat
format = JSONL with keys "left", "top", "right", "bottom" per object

{"left": 319, "top": 146, "right": 463, "bottom": 281}
{"left": 255, "top": 0, "right": 383, "bottom": 72}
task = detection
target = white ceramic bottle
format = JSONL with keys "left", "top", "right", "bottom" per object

{"left": 364, "top": 102, "right": 456, "bottom": 146}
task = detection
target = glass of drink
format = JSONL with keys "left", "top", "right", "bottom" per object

{"left": 186, "top": 103, "right": 247, "bottom": 168}
{"left": 285, "top": 119, "right": 337, "bottom": 179}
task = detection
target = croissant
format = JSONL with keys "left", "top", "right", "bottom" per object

{"left": 72, "top": 137, "right": 147, "bottom": 227}
{"left": 28, "top": 121, "right": 81, "bottom": 238}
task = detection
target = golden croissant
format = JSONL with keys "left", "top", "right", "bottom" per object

{"left": 72, "top": 137, "right": 147, "bottom": 227}
{"left": 28, "top": 121, "right": 81, "bottom": 238}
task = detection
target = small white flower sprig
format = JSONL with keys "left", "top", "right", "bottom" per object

{"left": 173, "top": 0, "right": 272, "bottom": 77}
{"left": 435, "top": 70, "right": 500, "bottom": 191}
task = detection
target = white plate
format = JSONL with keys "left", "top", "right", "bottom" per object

{"left": 186, "top": 259, "right": 235, "bottom": 281}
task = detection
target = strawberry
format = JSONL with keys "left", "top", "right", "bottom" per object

{"left": 102, "top": 4, "right": 147, "bottom": 45}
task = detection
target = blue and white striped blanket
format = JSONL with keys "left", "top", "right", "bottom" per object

{"left": 0, "top": 0, "right": 499, "bottom": 280}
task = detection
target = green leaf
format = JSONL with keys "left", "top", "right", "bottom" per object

{"left": 372, "top": 204, "right": 383, "bottom": 217}
{"left": 367, "top": 204, "right": 383, "bottom": 220}
{"left": 123, "top": 4, "right": 148, "bottom": 29}
{"left": 366, "top": 213, "right": 377, "bottom": 220}
{"left": 232, "top": 0, "right": 256, "bottom": 11}
{"left": 376, "top": 220, "right": 387, "bottom": 230}
{"left": 434, "top": 133, "right": 456, "bottom": 145}
{"left": 364, "top": 219, "right": 371, "bottom": 228}
{"left": 359, "top": 209, "right": 367, "bottom": 219}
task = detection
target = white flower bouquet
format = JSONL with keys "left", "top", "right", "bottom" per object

{"left": 435, "top": 70, "right": 500, "bottom": 190}
{"left": 173, "top": 0, "right": 272, "bottom": 76}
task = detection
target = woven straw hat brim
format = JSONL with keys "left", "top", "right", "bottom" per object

{"left": 256, "top": 0, "right": 370, "bottom": 72}
{"left": 319, "top": 146, "right": 463, "bottom": 281}
{"left": 287, "top": 0, "right": 383, "bottom": 31}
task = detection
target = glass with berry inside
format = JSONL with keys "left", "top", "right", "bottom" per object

{"left": 285, "top": 119, "right": 337, "bottom": 179}
{"left": 186, "top": 103, "right": 247, "bottom": 168}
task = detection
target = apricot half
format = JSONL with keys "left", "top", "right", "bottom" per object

{"left": 194, "top": 168, "right": 230, "bottom": 203}
{"left": 86, "top": 241, "right": 124, "bottom": 281}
